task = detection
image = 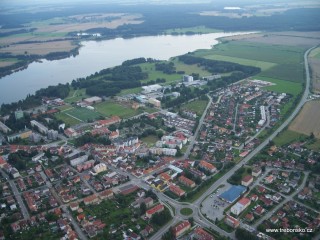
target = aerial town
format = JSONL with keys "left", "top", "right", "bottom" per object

{"left": 0, "top": 69, "right": 319, "bottom": 240}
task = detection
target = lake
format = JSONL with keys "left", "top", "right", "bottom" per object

{"left": 0, "top": 32, "right": 248, "bottom": 104}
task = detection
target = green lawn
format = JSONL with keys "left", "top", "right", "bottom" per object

{"left": 273, "top": 130, "right": 307, "bottom": 146}
{"left": 172, "top": 58, "right": 212, "bottom": 76}
{"left": 306, "top": 139, "right": 320, "bottom": 151}
{"left": 180, "top": 208, "right": 193, "bottom": 216}
{"left": 141, "top": 135, "right": 159, "bottom": 147}
{"left": 118, "top": 87, "right": 142, "bottom": 96}
{"left": 181, "top": 99, "right": 209, "bottom": 116}
{"left": 202, "top": 54, "right": 276, "bottom": 71}
{"left": 137, "top": 62, "right": 181, "bottom": 84}
{"left": 95, "top": 101, "right": 140, "bottom": 119}
{"left": 64, "top": 88, "right": 88, "bottom": 104}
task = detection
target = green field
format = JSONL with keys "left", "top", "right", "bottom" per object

{"left": 65, "top": 107, "right": 102, "bottom": 122}
{"left": 260, "top": 63, "right": 304, "bottom": 82}
{"left": 141, "top": 135, "right": 159, "bottom": 147}
{"left": 310, "top": 47, "right": 320, "bottom": 59}
{"left": 137, "top": 62, "right": 181, "bottom": 84}
{"left": 172, "top": 58, "right": 212, "bottom": 76}
{"left": 258, "top": 77, "right": 303, "bottom": 97}
{"left": 64, "top": 88, "right": 89, "bottom": 104}
{"left": 95, "top": 101, "right": 139, "bottom": 119}
{"left": 118, "top": 87, "right": 142, "bottom": 96}
{"left": 180, "top": 208, "right": 193, "bottom": 216}
{"left": 181, "top": 99, "right": 208, "bottom": 116}
{"left": 196, "top": 41, "right": 304, "bottom": 64}
{"left": 193, "top": 41, "right": 306, "bottom": 83}
{"left": 273, "top": 130, "right": 307, "bottom": 146}
{"left": 164, "top": 26, "right": 221, "bottom": 34}
{"left": 54, "top": 112, "right": 81, "bottom": 126}
{"left": 202, "top": 54, "right": 276, "bottom": 71}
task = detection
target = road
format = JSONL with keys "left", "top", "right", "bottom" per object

{"left": 184, "top": 95, "right": 212, "bottom": 159}
{"left": 0, "top": 169, "right": 30, "bottom": 219}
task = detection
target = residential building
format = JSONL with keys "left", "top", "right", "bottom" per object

{"left": 231, "top": 197, "right": 251, "bottom": 216}
{"left": 0, "top": 156, "right": 6, "bottom": 168}
{"left": 252, "top": 167, "right": 262, "bottom": 177}
{"left": 0, "top": 121, "right": 11, "bottom": 134}
{"left": 225, "top": 215, "right": 240, "bottom": 228}
{"left": 199, "top": 160, "right": 216, "bottom": 173}
{"left": 172, "top": 221, "right": 191, "bottom": 238}
{"left": 95, "top": 116, "right": 121, "bottom": 128}
{"left": 14, "top": 110, "right": 24, "bottom": 120}
{"left": 193, "top": 227, "right": 214, "bottom": 240}
{"left": 179, "top": 175, "right": 196, "bottom": 188}
{"left": 146, "top": 204, "right": 164, "bottom": 218}
{"left": 70, "top": 155, "right": 88, "bottom": 167}
{"left": 83, "top": 194, "right": 100, "bottom": 205}
{"left": 7, "top": 128, "right": 32, "bottom": 142}
{"left": 241, "top": 175, "right": 253, "bottom": 187}
{"left": 169, "top": 185, "right": 185, "bottom": 197}
{"left": 100, "top": 189, "right": 114, "bottom": 200}
{"left": 148, "top": 98, "right": 161, "bottom": 108}
{"left": 30, "top": 120, "right": 48, "bottom": 134}
{"left": 93, "top": 163, "right": 107, "bottom": 174}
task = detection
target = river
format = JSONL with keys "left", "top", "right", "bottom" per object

{"left": 0, "top": 32, "right": 248, "bottom": 104}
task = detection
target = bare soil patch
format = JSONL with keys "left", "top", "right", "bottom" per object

{"left": 0, "top": 61, "right": 16, "bottom": 67}
{"left": 289, "top": 100, "right": 320, "bottom": 138}
{"left": 0, "top": 40, "right": 76, "bottom": 55}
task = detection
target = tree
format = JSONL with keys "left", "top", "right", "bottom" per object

{"left": 140, "top": 202, "right": 147, "bottom": 215}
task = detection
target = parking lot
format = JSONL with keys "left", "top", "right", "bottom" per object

{"left": 201, "top": 183, "right": 232, "bottom": 221}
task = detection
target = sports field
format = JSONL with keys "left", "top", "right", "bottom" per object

{"left": 95, "top": 101, "right": 139, "bottom": 119}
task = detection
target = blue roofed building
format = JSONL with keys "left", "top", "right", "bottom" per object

{"left": 218, "top": 185, "right": 246, "bottom": 203}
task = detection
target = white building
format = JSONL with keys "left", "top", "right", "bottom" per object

{"left": 0, "top": 121, "right": 11, "bottom": 134}
{"left": 70, "top": 155, "right": 88, "bottom": 167}
{"left": 93, "top": 163, "right": 107, "bottom": 174}
{"left": 142, "top": 84, "right": 162, "bottom": 94}
{"left": 231, "top": 197, "right": 251, "bottom": 216}
{"left": 183, "top": 75, "right": 193, "bottom": 82}
{"left": 148, "top": 98, "right": 161, "bottom": 108}
{"left": 30, "top": 120, "right": 48, "bottom": 134}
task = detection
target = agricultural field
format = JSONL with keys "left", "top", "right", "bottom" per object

{"left": 0, "top": 40, "right": 77, "bottom": 55}
{"left": 194, "top": 37, "right": 309, "bottom": 83}
{"left": 0, "top": 58, "right": 19, "bottom": 67}
{"left": 309, "top": 47, "right": 320, "bottom": 93}
{"left": 181, "top": 99, "right": 208, "bottom": 116}
{"left": 95, "top": 101, "right": 141, "bottom": 119}
{"left": 289, "top": 100, "right": 320, "bottom": 138}
{"left": 202, "top": 54, "right": 276, "bottom": 71}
